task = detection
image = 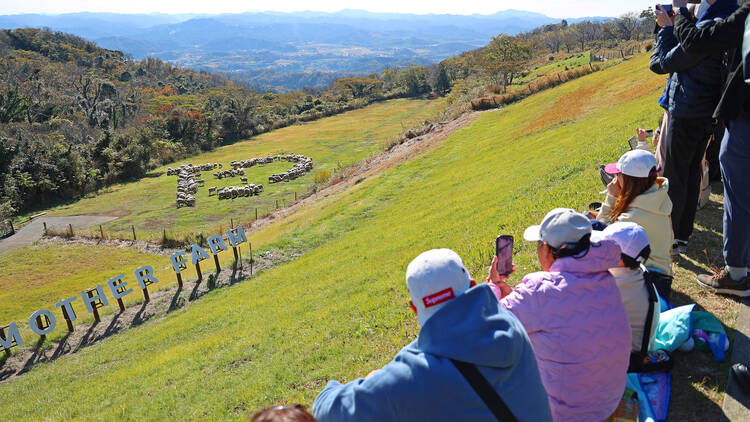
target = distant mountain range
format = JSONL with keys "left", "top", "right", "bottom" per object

{"left": 0, "top": 10, "right": 612, "bottom": 91}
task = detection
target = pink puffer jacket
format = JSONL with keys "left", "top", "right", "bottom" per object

{"left": 498, "top": 240, "right": 631, "bottom": 422}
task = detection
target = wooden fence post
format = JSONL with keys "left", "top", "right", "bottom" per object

{"left": 131, "top": 225, "right": 136, "bottom": 241}
{"left": 294, "top": 192, "right": 297, "bottom": 201}
{"left": 249, "top": 242, "right": 253, "bottom": 275}
{"left": 99, "top": 225, "right": 104, "bottom": 239}
{"left": 8, "top": 220, "right": 13, "bottom": 235}
{"left": 43, "top": 222, "right": 47, "bottom": 236}
{"left": 68, "top": 223, "right": 74, "bottom": 237}
{"left": 255, "top": 208, "right": 258, "bottom": 220}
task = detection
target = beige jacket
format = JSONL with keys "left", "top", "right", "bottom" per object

{"left": 609, "top": 267, "right": 659, "bottom": 352}
{"left": 598, "top": 178, "right": 674, "bottom": 275}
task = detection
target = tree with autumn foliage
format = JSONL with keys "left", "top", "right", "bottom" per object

{"left": 481, "top": 34, "right": 532, "bottom": 92}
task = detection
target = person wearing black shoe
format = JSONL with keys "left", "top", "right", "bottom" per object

{"left": 732, "top": 363, "right": 750, "bottom": 393}
{"left": 673, "top": 1, "right": 750, "bottom": 295}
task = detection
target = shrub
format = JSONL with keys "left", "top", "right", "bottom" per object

{"left": 313, "top": 170, "right": 331, "bottom": 185}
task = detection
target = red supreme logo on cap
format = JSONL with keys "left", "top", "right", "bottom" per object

{"left": 422, "top": 288, "right": 455, "bottom": 308}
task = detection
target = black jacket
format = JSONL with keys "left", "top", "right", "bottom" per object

{"left": 649, "top": 2, "right": 738, "bottom": 118}
{"left": 675, "top": 3, "right": 750, "bottom": 122}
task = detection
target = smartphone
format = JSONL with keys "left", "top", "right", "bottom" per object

{"left": 657, "top": 4, "right": 675, "bottom": 16}
{"left": 495, "top": 235, "right": 514, "bottom": 276}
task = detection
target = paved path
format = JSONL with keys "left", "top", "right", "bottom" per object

{"left": 0, "top": 216, "right": 118, "bottom": 255}
{"left": 722, "top": 298, "right": 750, "bottom": 421}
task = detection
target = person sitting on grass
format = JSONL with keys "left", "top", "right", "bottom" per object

{"left": 596, "top": 149, "right": 675, "bottom": 301}
{"left": 591, "top": 222, "right": 660, "bottom": 366}
{"left": 313, "top": 249, "right": 552, "bottom": 422}
{"left": 488, "top": 209, "right": 631, "bottom": 422}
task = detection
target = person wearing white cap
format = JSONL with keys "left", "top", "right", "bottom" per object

{"left": 313, "top": 249, "right": 552, "bottom": 422}
{"left": 488, "top": 209, "right": 631, "bottom": 422}
{"left": 597, "top": 149, "right": 675, "bottom": 301}
{"left": 591, "top": 222, "right": 660, "bottom": 361}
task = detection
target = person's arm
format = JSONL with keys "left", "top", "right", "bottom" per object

{"left": 313, "top": 372, "right": 398, "bottom": 422}
{"left": 674, "top": 3, "right": 750, "bottom": 54}
{"left": 650, "top": 25, "right": 708, "bottom": 74}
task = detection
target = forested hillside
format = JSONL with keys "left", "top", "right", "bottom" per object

{"left": 0, "top": 29, "right": 439, "bottom": 218}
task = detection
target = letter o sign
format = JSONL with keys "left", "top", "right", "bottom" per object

{"left": 29, "top": 309, "right": 57, "bottom": 336}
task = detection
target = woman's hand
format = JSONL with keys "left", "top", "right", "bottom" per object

{"left": 637, "top": 128, "right": 648, "bottom": 143}
{"left": 607, "top": 177, "right": 621, "bottom": 198}
{"left": 653, "top": 129, "right": 661, "bottom": 148}
{"left": 487, "top": 256, "right": 514, "bottom": 299}
{"left": 654, "top": 7, "right": 674, "bottom": 28}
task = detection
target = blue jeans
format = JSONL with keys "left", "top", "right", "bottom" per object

{"left": 721, "top": 116, "right": 750, "bottom": 267}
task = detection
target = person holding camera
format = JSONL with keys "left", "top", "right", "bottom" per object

{"left": 489, "top": 209, "right": 631, "bottom": 422}
{"left": 649, "top": 0, "right": 738, "bottom": 256}
{"left": 669, "top": 0, "right": 750, "bottom": 297}
{"left": 313, "top": 249, "right": 552, "bottom": 422}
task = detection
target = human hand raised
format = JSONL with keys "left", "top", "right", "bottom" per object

{"left": 654, "top": 7, "right": 675, "bottom": 28}
{"left": 607, "top": 177, "right": 621, "bottom": 198}
{"left": 637, "top": 128, "right": 649, "bottom": 143}
{"left": 487, "top": 256, "right": 514, "bottom": 299}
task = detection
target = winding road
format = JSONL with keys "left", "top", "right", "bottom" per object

{"left": 0, "top": 216, "right": 118, "bottom": 255}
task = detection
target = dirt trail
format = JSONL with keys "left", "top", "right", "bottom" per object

{"left": 0, "top": 216, "right": 118, "bottom": 255}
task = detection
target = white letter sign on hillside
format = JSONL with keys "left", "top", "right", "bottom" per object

{"left": 106, "top": 274, "right": 132, "bottom": 300}
{"left": 54, "top": 296, "right": 78, "bottom": 322}
{"left": 190, "top": 244, "right": 211, "bottom": 264}
{"left": 0, "top": 322, "right": 23, "bottom": 349}
{"left": 0, "top": 226, "right": 249, "bottom": 351}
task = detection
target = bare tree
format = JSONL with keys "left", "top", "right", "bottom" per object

{"left": 615, "top": 12, "right": 640, "bottom": 40}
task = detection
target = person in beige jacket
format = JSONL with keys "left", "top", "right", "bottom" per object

{"left": 596, "top": 150, "right": 674, "bottom": 299}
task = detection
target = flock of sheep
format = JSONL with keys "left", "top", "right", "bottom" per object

{"left": 167, "top": 154, "right": 314, "bottom": 207}
{"left": 210, "top": 184, "right": 264, "bottom": 200}
{"left": 167, "top": 162, "right": 221, "bottom": 176}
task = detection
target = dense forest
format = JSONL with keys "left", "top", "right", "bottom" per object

{"left": 0, "top": 9, "right": 655, "bottom": 219}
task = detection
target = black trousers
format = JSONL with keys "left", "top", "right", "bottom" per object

{"left": 664, "top": 116, "right": 714, "bottom": 241}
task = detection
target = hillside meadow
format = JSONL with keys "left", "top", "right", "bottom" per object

{"left": 46, "top": 98, "right": 445, "bottom": 239}
{"left": 0, "top": 54, "right": 737, "bottom": 420}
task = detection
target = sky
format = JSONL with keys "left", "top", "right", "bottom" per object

{"left": 3, "top": 1, "right": 658, "bottom": 19}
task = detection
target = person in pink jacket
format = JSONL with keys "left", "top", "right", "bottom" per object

{"left": 488, "top": 208, "right": 632, "bottom": 422}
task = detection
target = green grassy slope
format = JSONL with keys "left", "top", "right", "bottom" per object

{"left": 0, "top": 54, "right": 688, "bottom": 419}
{"left": 49, "top": 98, "right": 445, "bottom": 239}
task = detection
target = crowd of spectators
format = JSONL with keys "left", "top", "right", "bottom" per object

{"left": 253, "top": 1, "right": 750, "bottom": 420}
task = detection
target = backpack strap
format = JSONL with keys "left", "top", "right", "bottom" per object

{"left": 641, "top": 270, "right": 659, "bottom": 356}
{"left": 450, "top": 359, "right": 519, "bottom": 422}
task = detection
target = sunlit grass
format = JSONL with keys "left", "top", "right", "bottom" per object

{"left": 49, "top": 98, "right": 445, "bottom": 239}
{"left": 1, "top": 54, "right": 733, "bottom": 420}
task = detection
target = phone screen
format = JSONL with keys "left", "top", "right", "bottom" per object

{"left": 495, "top": 235, "right": 514, "bottom": 276}
{"left": 658, "top": 4, "right": 675, "bottom": 16}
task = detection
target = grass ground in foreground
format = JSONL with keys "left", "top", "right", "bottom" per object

{"left": 0, "top": 54, "right": 738, "bottom": 421}
{"left": 48, "top": 98, "right": 445, "bottom": 240}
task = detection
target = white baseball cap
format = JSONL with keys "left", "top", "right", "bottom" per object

{"left": 523, "top": 208, "right": 592, "bottom": 249}
{"left": 406, "top": 249, "right": 472, "bottom": 326}
{"left": 592, "top": 222, "right": 650, "bottom": 262}
{"left": 604, "top": 150, "right": 659, "bottom": 178}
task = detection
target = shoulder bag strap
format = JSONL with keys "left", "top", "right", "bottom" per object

{"left": 450, "top": 359, "right": 519, "bottom": 422}
{"left": 641, "top": 272, "right": 658, "bottom": 356}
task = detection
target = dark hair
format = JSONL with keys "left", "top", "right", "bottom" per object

{"left": 609, "top": 171, "right": 658, "bottom": 222}
{"left": 621, "top": 245, "right": 651, "bottom": 269}
{"left": 252, "top": 405, "right": 316, "bottom": 422}
{"left": 549, "top": 234, "right": 592, "bottom": 259}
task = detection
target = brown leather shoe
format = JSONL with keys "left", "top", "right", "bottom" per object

{"left": 696, "top": 269, "right": 750, "bottom": 297}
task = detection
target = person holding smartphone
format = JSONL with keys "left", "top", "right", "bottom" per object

{"left": 487, "top": 209, "right": 631, "bottom": 422}
{"left": 650, "top": 0, "right": 738, "bottom": 257}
